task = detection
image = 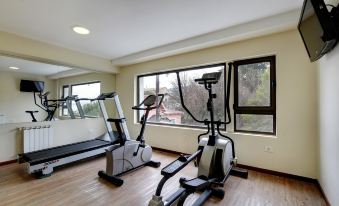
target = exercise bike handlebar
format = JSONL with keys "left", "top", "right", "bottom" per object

{"left": 132, "top": 94, "right": 164, "bottom": 111}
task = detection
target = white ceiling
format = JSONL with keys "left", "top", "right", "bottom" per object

{"left": 0, "top": 55, "right": 71, "bottom": 76}
{"left": 0, "top": 0, "right": 304, "bottom": 62}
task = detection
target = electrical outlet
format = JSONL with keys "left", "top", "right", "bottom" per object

{"left": 264, "top": 146, "right": 274, "bottom": 153}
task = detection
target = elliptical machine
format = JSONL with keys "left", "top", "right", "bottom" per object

{"left": 98, "top": 94, "right": 164, "bottom": 186}
{"left": 26, "top": 91, "right": 78, "bottom": 122}
{"left": 149, "top": 64, "right": 248, "bottom": 206}
{"left": 26, "top": 92, "right": 57, "bottom": 122}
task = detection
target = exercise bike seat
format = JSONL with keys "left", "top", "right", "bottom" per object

{"left": 25, "top": 111, "right": 39, "bottom": 113}
{"left": 132, "top": 94, "right": 164, "bottom": 110}
{"left": 143, "top": 95, "right": 157, "bottom": 107}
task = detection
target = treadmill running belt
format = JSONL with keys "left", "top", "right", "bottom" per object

{"left": 20, "top": 139, "right": 111, "bottom": 165}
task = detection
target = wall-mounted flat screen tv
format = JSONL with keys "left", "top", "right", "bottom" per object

{"left": 298, "top": 0, "right": 338, "bottom": 62}
{"left": 20, "top": 80, "right": 45, "bottom": 92}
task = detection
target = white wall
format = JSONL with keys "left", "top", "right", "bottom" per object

{"left": 0, "top": 71, "right": 56, "bottom": 123}
{"left": 117, "top": 30, "right": 319, "bottom": 178}
{"left": 318, "top": 45, "right": 339, "bottom": 206}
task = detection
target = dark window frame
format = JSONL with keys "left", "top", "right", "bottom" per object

{"left": 233, "top": 56, "right": 276, "bottom": 135}
{"left": 61, "top": 81, "right": 101, "bottom": 118}
{"left": 61, "top": 85, "right": 69, "bottom": 116}
{"left": 137, "top": 63, "right": 227, "bottom": 130}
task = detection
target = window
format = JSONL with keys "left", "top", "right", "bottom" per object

{"left": 137, "top": 63, "right": 226, "bottom": 128}
{"left": 61, "top": 82, "right": 101, "bottom": 118}
{"left": 233, "top": 56, "right": 276, "bottom": 135}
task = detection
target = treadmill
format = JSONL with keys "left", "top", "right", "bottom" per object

{"left": 18, "top": 92, "right": 127, "bottom": 177}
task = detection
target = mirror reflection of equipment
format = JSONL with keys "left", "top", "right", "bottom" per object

{"left": 18, "top": 92, "right": 127, "bottom": 177}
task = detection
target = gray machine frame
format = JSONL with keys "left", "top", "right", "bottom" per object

{"left": 98, "top": 94, "right": 164, "bottom": 186}
{"left": 149, "top": 66, "right": 248, "bottom": 206}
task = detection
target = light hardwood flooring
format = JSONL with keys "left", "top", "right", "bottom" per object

{"left": 0, "top": 151, "right": 327, "bottom": 206}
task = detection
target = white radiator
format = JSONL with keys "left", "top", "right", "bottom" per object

{"left": 22, "top": 125, "right": 54, "bottom": 153}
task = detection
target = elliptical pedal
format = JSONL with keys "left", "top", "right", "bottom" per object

{"left": 161, "top": 154, "right": 196, "bottom": 177}
{"left": 161, "top": 159, "right": 185, "bottom": 176}
{"left": 180, "top": 177, "right": 210, "bottom": 191}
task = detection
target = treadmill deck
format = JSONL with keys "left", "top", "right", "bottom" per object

{"left": 19, "top": 139, "right": 112, "bottom": 165}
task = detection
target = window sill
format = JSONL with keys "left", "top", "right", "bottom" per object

{"left": 226, "top": 131, "right": 278, "bottom": 139}
{"left": 136, "top": 122, "right": 210, "bottom": 132}
{"left": 137, "top": 122, "right": 277, "bottom": 138}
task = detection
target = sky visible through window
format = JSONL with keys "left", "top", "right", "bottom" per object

{"left": 143, "top": 66, "right": 224, "bottom": 89}
{"left": 72, "top": 82, "right": 101, "bottom": 99}
{"left": 68, "top": 82, "right": 101, "bottom": 116}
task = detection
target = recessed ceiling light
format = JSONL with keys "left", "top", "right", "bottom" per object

{"left": 72, "top": 26, "right": 90, "bottom": 35}
{"left": 9, "top": 66, "right": 20, "bottom": 70}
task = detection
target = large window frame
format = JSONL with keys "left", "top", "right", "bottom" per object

{"left": 233, "top": 56, "right": 276, "bottom": 135}
{"left": 61, "top": 81, "right": 101, "bottom": 118}
{"left": 137, "top": 63, "right": 227, "bottom": 130}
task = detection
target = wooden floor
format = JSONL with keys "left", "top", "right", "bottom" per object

{"left": 0, "top": 151, "right": 327, "bottom": 206}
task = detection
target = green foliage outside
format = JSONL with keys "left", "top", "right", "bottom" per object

{"left": 237, "top": 62, "right": 273, "bottom": 133}
{"left": 82, "top": 102, "right": 100, "bottom": 117}
{"left": 146, "top": 69, "right": 225, "bottom": 127}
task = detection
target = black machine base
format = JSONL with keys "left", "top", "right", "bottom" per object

{"left": 98, "top": 160, "right": 161, "bottom": 186}
{"left": 35, "top": 172, "right": 52, "bottom": 179}
{"left": 177, "top": 177, "right": 226, "bottom": 206}
{"left": 230, "top": 167, "right": 249, "bottom": 179}
{"left": 98, "top": 171, "right": 124, "bottom": 186}
{"left": 145, "top": 160, "right": 161, "bottom": 168}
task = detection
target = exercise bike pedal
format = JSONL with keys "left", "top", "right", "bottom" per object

{"left": 145, "top": 160, "right": 161, "bottom": 168}
{"left": 98, "top": 170, "right": 124, "bottom": 186}
{"left": 211, "top": 188, "right": 225, "bottom": 199}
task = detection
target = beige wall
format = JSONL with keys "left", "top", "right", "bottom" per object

{"left": 0, "top": 31, "right": 117, "bottom": 73}
{"left": 318, "top": 45, "right": 339, "bottom": 206}
{"left": 117, "top": 29, "right": 319, "bottom": 178}
{"left": 0, "top": 71, "right": 56, "bottom": 123}
{"left": 56, "top": 72, "right": 116, "bottom": 117}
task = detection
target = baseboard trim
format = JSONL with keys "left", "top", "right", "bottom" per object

{"left": 153, "top": 147, "right": 331, "bottom": 205}
{"left": 316, "top": 181, "right": 331, "bottom": 206}
{"left": 236, "top": 164, "right": 317, "bottom": 183}
{"left": 153, "top": 147, "right": 316, "bottom": 182}
{"left": 0, "top": 159, "right": 16, "bottom": 167}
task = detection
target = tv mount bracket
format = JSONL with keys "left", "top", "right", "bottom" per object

{"left": 329, "top": 4, "right": 339, "bottom": 37}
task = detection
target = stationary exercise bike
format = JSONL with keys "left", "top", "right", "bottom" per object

{"left": 149, "top": 64, "right": 248, "bottom": 206}
{"left": 98, "top": 94, "right": 164, "bottom": 186}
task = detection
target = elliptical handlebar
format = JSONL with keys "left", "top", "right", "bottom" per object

{"left": 176, "top": 72, "right": 205, "bottom": 124}
{"left": 225, "top": 62, "right": 232, "bottom": 124}
{"left": 176, "top": 63, "right": 233, "bottom": 127}
{"left": 132, "top": 94, "right": 164, "bottom": 111}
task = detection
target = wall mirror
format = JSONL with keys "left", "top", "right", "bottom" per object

{"left": 0, "top": 55, "right": 115, "bottom": 124}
